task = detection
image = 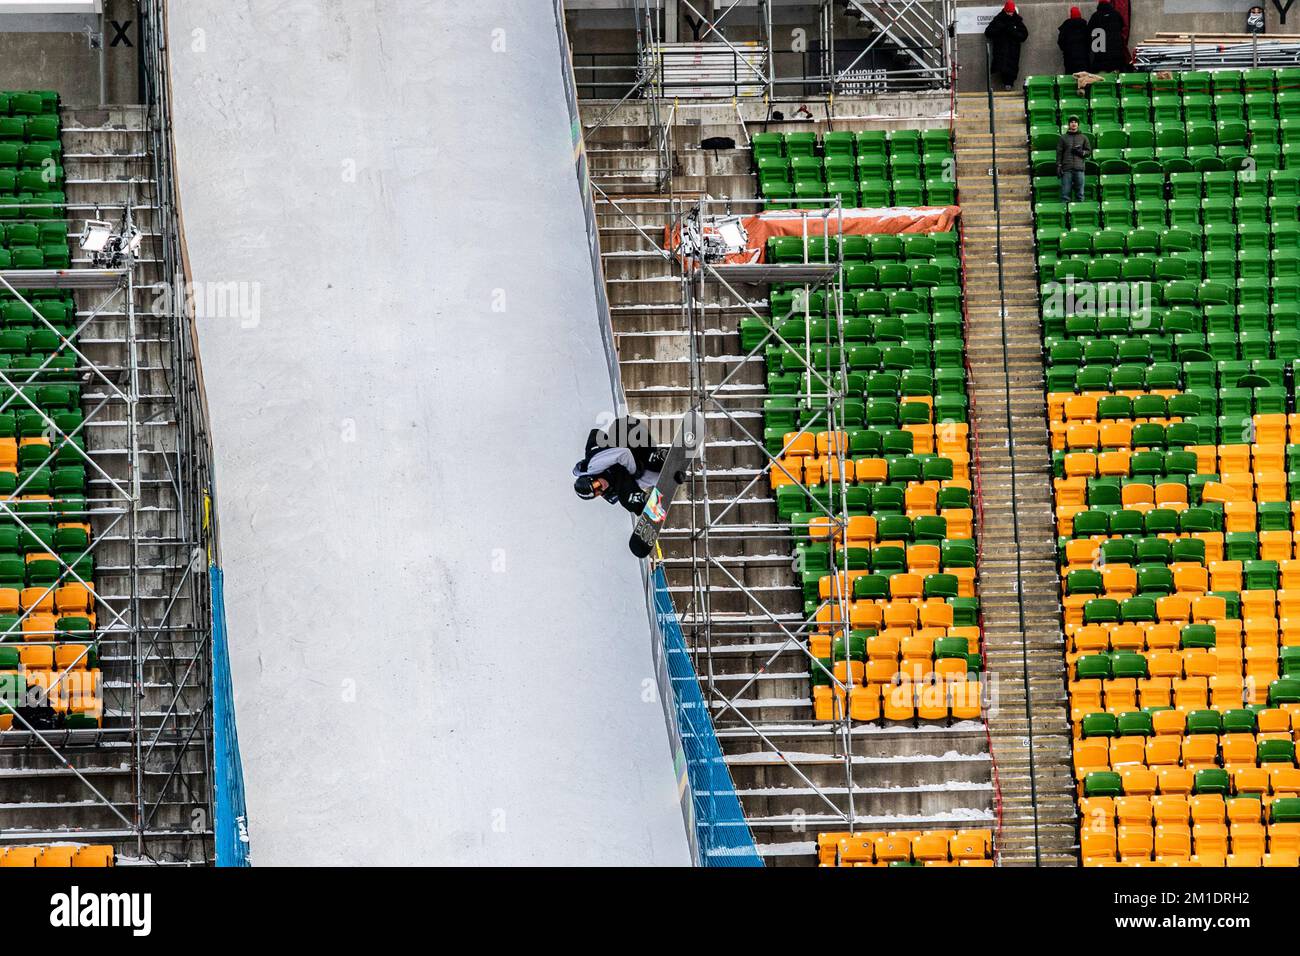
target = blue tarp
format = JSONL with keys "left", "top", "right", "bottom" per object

{"left": 210, "top": 567, "right": 251, "bottom": 866}
{"left": 653, "top": 567, "right": 764, "bottom": 866}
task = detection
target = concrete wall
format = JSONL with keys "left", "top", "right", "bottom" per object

{"left": 955, "top": 0, "right": 1300, "bottom": 92}
{"left": 0, "top": 0, "right": 137, "bottom": 104}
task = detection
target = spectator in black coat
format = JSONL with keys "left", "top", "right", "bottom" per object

{"left": 985, "top": 2, "right": 1029, "bottom": 91}
{"left": 1058, "top": 6, "right": 1091, "bottom": 74}
{"left": 1088, "top": 0, "right": 1128, "bottom": 72}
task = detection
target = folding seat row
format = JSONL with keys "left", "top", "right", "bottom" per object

{"left": 1080, "top": 819, "right": 1300, "bottom": 865}
{"left": 1052, "top": 391, "right": 1199, "bottom": 424}
{"left": 0, "top": 141, "right": 60, "bottom": 171}
{"left": 812, "top": 675, "right": 983, "bottom": 723}
{"left": 0, "top": 845, "right": 112, "bottom": 868}
{"left": 1081, "top": 793, "right": 1300, "bottom": 830}
{"left": 775, "top": 478, "right": 971, "bottom": 523}
{"left": 773, "top": 290, "right": 963, "bottom": 326}
{"left": 819, "top": 568, "right": 975, "bottom": 602}
{"left": 817, "top": 827, "right": 991, "bottom": 867}
{"left": 752, "top": 128, "right": 949, "bottom": 163}
{"left": 1080, "top": 762, "right": 1300, "bottom": 799}
{"left": 812, "top": 622, "right": 978, "bottom": 657}
{"left": 766, "top": 234, "right": 956, "bottom": 266}
{"left": 1064, "top": 564, "right": 1216, "bottom": 597}
{"left": 0, "top": 90, "right": 57, "bottom": 116}
{"left": 1057, "top": 477, "right": 1211, "bottom": 511}
{"left": 759, "top": 153, "right": 946, "bottom": 185}
{"left": 744, "top": 317, "right": 962, "bottom": 357}
{"left": 0, "top": 114, "right": 58, "bottom": 143}
{"left": 819, "top": 827, "right": 991, "bottom": 866}
{"left": 0, "top": 604, "right": 95, "bottom": 638}
{"left": 1070, "top": 669, "right": 1300, "bottom": 716}
{"left": 764, "top": 179, "right": 955, "bottom": 209}
{"left": 800, "top": 558, "right": 974, "bottom": 614}
{"left": 1081, "top": 706, "right": 1300, "bottom": 739}
{"left": 1053, "top": 423, "right": 1202, "bottom": 455}
{"left": 1054, "top": 249, "right": 1300, "bottom": 285}
{"left": 0, "top": 669, "right": 102, "bottom": 725}
{"left": 800, "top": 506, "right": 974, "bottom": 542}
{"left": 0, "top": 164, "right": 64, "bottom": 194}
{"left": 815, "top": 654, "right": 977, "bottom": 691}
{"left": 813, "top": 589, "right": 979, "bottom": 630}
{"left": 1064, "top": 620, "right": 1223, "bottom": 653}
{"left": 0, "top": 193, "right": 67, "bottom": 223}
{"left": 812, "top": 635, "right": 981, "bottom": 688}
{"left": 1028, "top": 70, "right": 1300, "bottom": 100}
{"left": 816, "top": 628, "right": 978, "bottom": 664}
{"left": 1074, "top": 729, "right": 1300, "bottom": 778}
{"left": 797, "top": 539, "right": 974, "bottom": 577}
{"left": 1050, "top": 169, "right": 1300, "bottom": 205}
{"left": 0, "top": 244, "right": 71, "bottom": 270}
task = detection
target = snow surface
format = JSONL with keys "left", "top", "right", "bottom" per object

{"left": 167, "top": 0, "right": 690, "bottom": 866}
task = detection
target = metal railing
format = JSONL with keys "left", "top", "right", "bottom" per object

{"left": 566, "top": 0, "right": 957, "bottom": 104}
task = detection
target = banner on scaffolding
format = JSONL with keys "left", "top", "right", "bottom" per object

{"left": 667, "top": 205, "right": 961, "bottom": 267}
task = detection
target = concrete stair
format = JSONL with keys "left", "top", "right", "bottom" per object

{"left": 955, "top": 91, "right": 1077, "bottom": 865}
{"left": 582, "top": 104, "right": 996, "bottom": 865}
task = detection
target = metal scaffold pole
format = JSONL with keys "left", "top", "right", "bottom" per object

{"left": 673, "top": 196, "right": 860, "bottom": 842}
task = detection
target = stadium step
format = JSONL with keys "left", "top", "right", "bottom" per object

{"left": 956, "top": 92, "right": 1079, "bottom": 866}
{"left": 585, "top": 101, "right": 998, "bottom": 863}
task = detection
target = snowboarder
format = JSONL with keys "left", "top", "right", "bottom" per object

{"left": 984, "top": 2, "right": 1029, "bottom": 92}
{"left": 1088, "top": 0, "right": 1127, "bottom": 73}
{"left": 1058, "top": 6, "right": 1091, "bottom": 75}
{"left": 572, "top": 415, "right": 668, "bottom": 514}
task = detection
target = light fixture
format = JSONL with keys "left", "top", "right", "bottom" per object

{"left": 78, "top": 219, "right": 113, "bottom": 253}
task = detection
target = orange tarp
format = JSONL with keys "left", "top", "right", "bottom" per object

{"left": 667, "top": 206, "right": 961, "bottom": 267}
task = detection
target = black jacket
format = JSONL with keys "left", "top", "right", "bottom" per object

{"left": 1057, "top": 130, "right": 1092, "bottom": 172}
{"left": 1088, "top": 3, "right": 1127, "bottom": 72}
{"left": 577, "top": 415, "right": 657, "bottom": 513}
{"left": 582, "top": 416, "right": 657, "bottom": 476}
{"left": 984, "top": 11, "right": 1029, "bottom": 82}
{"left": 1058, "top": 18, "right": 1091, "bottom": 74}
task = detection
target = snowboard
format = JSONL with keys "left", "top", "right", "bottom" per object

{"left": 628, "top": 408, "right": 704, "bottom": 559}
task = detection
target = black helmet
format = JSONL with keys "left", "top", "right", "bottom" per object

{"left": 574, "top": 475, "right": 598, "bottom": 499}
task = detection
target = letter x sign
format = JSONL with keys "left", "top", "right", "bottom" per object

{"left": 109, "top": 20, "right": 134, "bottom": 48}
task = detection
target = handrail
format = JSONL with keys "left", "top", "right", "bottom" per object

{"left": 984, "top": 40, "right": 1042, "bottom": 866}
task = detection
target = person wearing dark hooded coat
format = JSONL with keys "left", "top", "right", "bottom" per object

{"left": 1088, "top": 0, "right": 1127, "bottom": 72}
{"left": 984, "top": 2, "right": 1029, "bottom": 91}
{"left": 1058, "top": 6, "right": 1091, "bottom": 74}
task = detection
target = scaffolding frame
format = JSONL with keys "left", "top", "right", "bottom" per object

{"left": 0, "top": 0, "right": 218, "bottom": 864}
{"left": 569, "top": 0, "right": 956, "bottom": 102}
{"left": 667, "top": 195, "right": 885, "bottom": 834}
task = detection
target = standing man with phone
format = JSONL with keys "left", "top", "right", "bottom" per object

{"left": 1057, "top": 115, "right": 1092, "bottom": 202}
